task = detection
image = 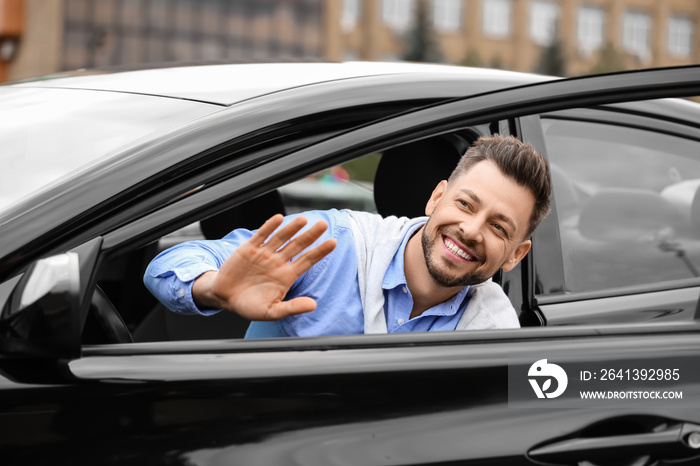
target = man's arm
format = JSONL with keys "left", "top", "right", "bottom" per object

{"left": 144, "top": 214, "right": 336, "bottom": 320}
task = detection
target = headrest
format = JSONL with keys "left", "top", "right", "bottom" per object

{"left": 661, "top": 178, "right": 700, "bottom": 231}
{"left": 373, "top": 135, "right": 468, "bottom": 218}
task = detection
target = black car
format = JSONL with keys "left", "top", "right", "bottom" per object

{"left": 2, "top": 62, "right": 700, "bottom": 465}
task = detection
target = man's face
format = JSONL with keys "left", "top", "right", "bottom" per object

{"left": 421, "top": 160, "right": 535, "bottom": 287}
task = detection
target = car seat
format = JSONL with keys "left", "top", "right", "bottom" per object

{"left": 373, "top": 134, "right": 470, "bottom": 218}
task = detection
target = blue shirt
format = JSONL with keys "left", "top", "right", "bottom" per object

{"left": 144, "top": 209, "right": 471, "bottom": 338}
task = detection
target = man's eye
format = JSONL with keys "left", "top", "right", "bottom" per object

{"left": 458, "top": 200, "right": 470, "bottom": 208}
{"left": 493, "top": 223, "right": 507, "bottom": 234}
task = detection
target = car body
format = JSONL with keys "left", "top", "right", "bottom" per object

{"left": 2, "top": 61, "right": 700, "bottom": 465}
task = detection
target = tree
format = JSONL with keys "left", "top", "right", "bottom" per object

{"left": 536, "top": 27, "right": 566, "bottom": 76}
{"left": 402, "top": 0, "right": 442, "bottom": 63}
{"left": 588, "top": 42, "right": 627, "bottom": 75}
{"left": 461, "top": 49, "right": 483, "bottom": 68}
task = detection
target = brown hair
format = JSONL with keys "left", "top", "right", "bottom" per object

{"left": 448, "top": 134, "right": 551, "bottom": 238}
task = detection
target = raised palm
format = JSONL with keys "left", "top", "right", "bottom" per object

{"left": 193, "top": 214, "right": 336, "bottom": 320}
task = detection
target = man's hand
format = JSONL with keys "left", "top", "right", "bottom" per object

{"left": 192, "top": 214, "right": 337, "bottom": 321}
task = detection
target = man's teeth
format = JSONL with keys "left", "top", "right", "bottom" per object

{"left": 444, "top": 237, "right": 472, "bottom": 260}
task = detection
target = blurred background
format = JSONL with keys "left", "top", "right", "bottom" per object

{"left": 0, "top": 0, "right": 698, "bottom": 83}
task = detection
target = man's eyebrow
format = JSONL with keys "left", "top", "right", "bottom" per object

{"left": 459, "top": 188, "right": 517, "bottom": 232}
{"left": 459, "top": 188, "right": 482, "bottom": 206}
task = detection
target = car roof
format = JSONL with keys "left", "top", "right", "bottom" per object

{"left": 8, "top": 61, "right": 550, "bottom": 106}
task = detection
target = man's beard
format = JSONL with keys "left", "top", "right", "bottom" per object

{"left": 420, "top": 226, "right": 492, "bottom": 287}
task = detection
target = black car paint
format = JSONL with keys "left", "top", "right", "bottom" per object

{"left": 2, "top": 65, "right": 700, "bottom": 464}
{"left": 4, "top": 323, "right": 700, "bottom": 465}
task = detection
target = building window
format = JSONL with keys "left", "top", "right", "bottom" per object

{"left": 341, "top": 0, "right": 361, "bottom": 32}
{"left": 622, "top": 9, "right": 651, "bottom": 61}
{"left": 483, "top": 0, "right": 511, "bottom": 38}
{"left": 433, "top": 0, "right": 462, "bottom": 32}
{"left": 530, "top": 1, "right": 559, "bottom": 46}
{"left": 668, "top": 14, "right": 694, "bottom": 58}
{"left": 577, "top": 4, "right": 605, "bottom": 57}
{"left": 382, "top": 0, "right": 415, "bottom": 32}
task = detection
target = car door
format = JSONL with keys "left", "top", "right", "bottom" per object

{"left": 3, "top": 67, "right": 700, "bottom": 466}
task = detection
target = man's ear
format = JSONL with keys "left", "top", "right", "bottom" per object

{"left": 501, "top": 240, "right": 532, "bottom": 272}
{"left": 425, "top": 180, "right": 448, "bottom": 216}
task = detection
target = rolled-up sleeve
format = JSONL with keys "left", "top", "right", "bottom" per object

{"left": 143, "top": 236, "right": 246, "bottom": 315}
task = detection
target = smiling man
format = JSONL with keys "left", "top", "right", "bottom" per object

{"left": 144, "top": 134, "right": 551, "bottom": 337}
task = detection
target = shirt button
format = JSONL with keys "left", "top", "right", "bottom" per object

{"left": 398, "top": 319, "right": 405, "bottom": 325}
{"left": 179, "top": 289, "right": 185, "bottom": 298}
{"left": 402, "top": 286, "right": 408, "bottom": 294}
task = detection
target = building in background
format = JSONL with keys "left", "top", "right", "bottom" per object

{"left": 7, "top": 0, "right": 324, "bottom": 81}
{"left": 328, "top": 0, "right": 700, "bottom": 76}
{"left": 4, "top": 0, "right": 700, "bottom": 82}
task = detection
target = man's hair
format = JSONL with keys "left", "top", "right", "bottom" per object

{"left": 447, "top": 134, "right": 551, "bottom": 238}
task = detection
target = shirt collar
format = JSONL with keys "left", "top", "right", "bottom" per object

{"left": 383, "top": 221, "right": 423, "bottom": 290}
{"left": 382, "top": 220, "right": 471, "bottom": 317}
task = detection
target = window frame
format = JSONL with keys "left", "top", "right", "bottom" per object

{"left": 433, "top": 0, "right": 462, "bottom": 33}
{"left": 482, "top": 0, "right": 512, "bottom": 38}
{"left": 530, "top": 0, "right": 560, "bottom": 46}
{"left": 577, "top": 4, "right": 605, "bottom": 57}
{"left": 668, "top": 14, "right": 694, "bottom": 58}
{"left": 381, "top": 0, "right": 415, "bottom": 32}
{"left": 622, "top": 9, "right": 652, "bottom": 62}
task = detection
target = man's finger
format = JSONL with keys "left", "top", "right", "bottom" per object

{"left": 290, "top": 238, "right": 337, "bottom": 275}
{"left": 248, "top": 214, "right": 285, "bottom": 246}
{"left": 263, "top": 216, "right": 308, "bottom": 251}
{"left": 278, "top": 220, "right": 329, "bottom": 261}
{"left": 268, "top": 296, "right": 318, "bottom": 319}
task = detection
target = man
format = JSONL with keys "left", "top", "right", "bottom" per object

{"left": 144, "top": 134, "right": 551, "bottom": 338}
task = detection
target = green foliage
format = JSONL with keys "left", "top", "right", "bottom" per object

{"left": 342, "top": 153, "right": 382, "bottom": 183}
{"left": 461, "top": 49, "right": 483, "bottom": 68}
{"left": 588, "top": 42, "right": 627, "bottom": 75}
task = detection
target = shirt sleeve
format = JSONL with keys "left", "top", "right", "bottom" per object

{"left": 143, "top": 237, "right": 244, "bottom": 315}
{"left": 143, "top": 210, "right": 340, "bottom": 316}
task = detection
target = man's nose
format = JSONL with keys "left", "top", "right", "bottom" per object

{"left": 458, "top": 214, "right": 485, "bottom": 243}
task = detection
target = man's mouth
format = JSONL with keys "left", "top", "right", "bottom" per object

{"left": 443, "top": 235, "right": 476, "bottom": 261}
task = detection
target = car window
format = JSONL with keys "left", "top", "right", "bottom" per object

{"left": 130, "top": 131, "right": 480, "bottom": 342}
{"left": 542, "top": 116, "right": 700, "bottom": 293}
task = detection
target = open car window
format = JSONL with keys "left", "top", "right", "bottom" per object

{"left": 104, "top": 129, "right": 487, "bottom": 343}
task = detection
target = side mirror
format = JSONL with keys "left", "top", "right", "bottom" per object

{"left": 0, "top": 252, "right": 81, "bottom": 361}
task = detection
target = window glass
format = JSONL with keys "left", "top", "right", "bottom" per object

{"left": 342, "top": 0, "right": 361, "bottom": 32}
{"left": 543, "top": 117, "right": 700, "bottom": 292}
{"left": 668, "top": 14, "right": 694, "bottom": 58}
{"left": 530, "top": 1, "right": 559, "bottom": 46}
{"left": 483, "top": 0, "right": 511, "bottom": 38}
{"left": 622, "top": 9, "right": 651, "bottom": 61}
{"left": 577, "top": 4, "right": 604, "bottom": 57}
{"left": 382, "top": 0, "right": 415, "bottom": 31}
{"left": 433, "top": 0, "right": 462, "bottom": 32}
